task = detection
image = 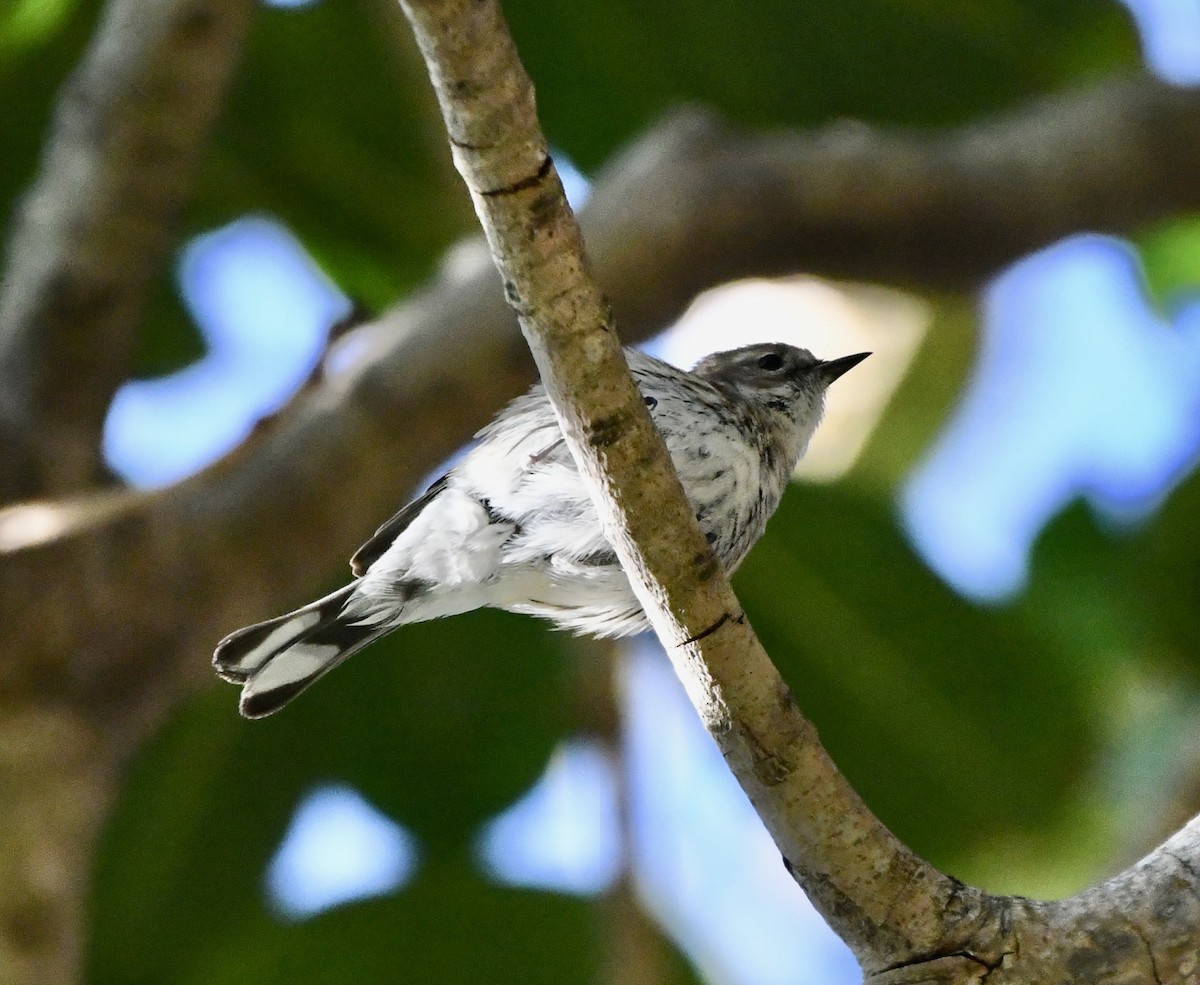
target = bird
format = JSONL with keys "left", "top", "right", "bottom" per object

{"left": 214, "top": 342, "right": 869, "bottom": 718}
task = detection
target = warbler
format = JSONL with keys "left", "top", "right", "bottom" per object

{"left": 214, "top": 342, "right": 868, "bottom": 717}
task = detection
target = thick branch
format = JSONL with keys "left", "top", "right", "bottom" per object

{"left": 396, "top": 2, "right": 1200, "bottom": 981}
{"left": 397, "top": 0, "right": 959, "bottom": 968}
{"left": 587, "top": 74, "right": 1200, "bottom": 324}
{"left": 0, "top": 0, "right": 254, "bottom": 503}
{"left": 869, "top": 820, "right": 1200, "bottom": 983}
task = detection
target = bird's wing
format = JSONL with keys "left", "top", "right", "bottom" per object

{"left": 350, "top": 473, "right": 450, "bottom": 577}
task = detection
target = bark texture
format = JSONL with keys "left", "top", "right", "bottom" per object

{"left": 0, "top": 0, "right": 255, "bottom": 503}
{"left": 0, "top": 0, "right": 253, "bottom": 978}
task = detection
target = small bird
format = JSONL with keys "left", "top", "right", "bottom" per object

{"left": 214, "top": 343, "right": 868, "bottom": 718}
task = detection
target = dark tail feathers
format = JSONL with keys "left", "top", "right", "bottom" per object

{"left": 213, "top": 585, "right": 386, "bottom": 719}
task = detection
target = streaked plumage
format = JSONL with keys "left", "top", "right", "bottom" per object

{"left": 214, "top": 343, "right": 868, "bottom": 718}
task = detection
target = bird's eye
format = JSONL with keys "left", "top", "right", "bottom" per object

{"left": 756, "top": 353, "right": 785, "bottom": 371}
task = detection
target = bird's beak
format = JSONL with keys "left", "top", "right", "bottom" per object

{"left": 818, "top": 351, "right": 871, "bottom": 385}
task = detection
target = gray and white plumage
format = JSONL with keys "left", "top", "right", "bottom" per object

{"left": 213, "top": 343, "right": 868, "bottom": 718}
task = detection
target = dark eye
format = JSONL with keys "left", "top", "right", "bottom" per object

{"left": 756, "top": 353, "right": 785, "bottom": 371}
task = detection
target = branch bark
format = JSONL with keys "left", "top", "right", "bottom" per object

{"left": 0, "top": 0, "right": 254, "bottom": 504}
{"left": 397, "top": 0, "right": 963, "bottom": 967}
{"left": 587, "top": 74, "right": 1200, "bottom": 321}
{"left": 395, "top": 0, "right": 1200, "bottom": 982}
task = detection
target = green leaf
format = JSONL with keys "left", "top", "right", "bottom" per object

{"left": 173, "top": 867, "right": 707, "bottom": 985}
{"left": 1137, "top": 214, "right": 1200, "bottom": 311}
{"left": 179, "top": 871, "right": 604, "bottom": 985}
{"left": 0, "top": 0, "right": 101, "bottom": 242}
{"left": 0, "top": 0, "right": 78, "bottom": 53}
{"left": 260, "top": 607, "right": 573, "bottom": 849}
{"left": 1128, "top": 468, "right": 1200, "bottom": 680}
{"left": 849, "top": 296, "right": 979, "bottom": 495}
{"left": 502, "top": 0, "right": 1138, "bottom": 168}
{"left": 1025, "top": 470, "right": 1200, "bottom": 687}
{"left": 88, "top": 691, "right": 266, "bottom": 985}
{"left": 128, "top": 266, "right": 206, "bottom": 378}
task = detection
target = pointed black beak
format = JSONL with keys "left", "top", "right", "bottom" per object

{"left": 817, "top": 351, "right": 871, "bottom": 385}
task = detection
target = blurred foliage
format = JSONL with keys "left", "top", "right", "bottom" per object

{"left": 0, "top": 0, "right": 78, "bottom": 54}
{"left": 90, "top": 608, "right": 705, "bottom": 984}
{"left": 0, "top": 0, "right": 96, "bottom": 244}
{"left": 1138, "top": 214, "right": 1200, "bottom": 310}
{"left": 1025, "top": 465, "right": 1200, "bottom": 689}
{"left": 738, "top": 483, "right": 1097, "bottom": 863}
{"left": 505, "top": 0, "right": 1137, "bottom": 169}
{"left": 850, "top": 295, "right": 981, "bottom": 494}
{"left": 0, "top": 0, "right": 1139, "bottom": 377}
{"left": 195, "top": 0, "right": 476, "bottom": 310}
{"left": 8, "top": 0, "right": 1200, "bottom": 980}
{"left": 92, "top": 610, "right": 581, "bottom": 982}
{"left": 169, "top": 877, "right": 607, "bottom": 985}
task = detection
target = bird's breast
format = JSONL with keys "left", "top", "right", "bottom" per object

{"left": 662, "top": 413, "right": 773, "bottom": 571}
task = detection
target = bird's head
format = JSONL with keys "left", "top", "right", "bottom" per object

{"left": 692, "top": 343, "right": 869, "bottom": 473}
{"left": 694, "top": 342, "right": 869, "bottom": 422}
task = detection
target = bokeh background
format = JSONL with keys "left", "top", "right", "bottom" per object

{"left": 4, "top": 0, "right": 1200, "bottom": 982}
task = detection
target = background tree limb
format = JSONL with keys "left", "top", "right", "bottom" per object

{"left": 0, "top": 0, "right": 254, "bottom": 504}
{"left": 588, "top": 74, "right": 1200, "bottom": 321}
{"left": 0, "top": 0, "right": 255, "bottom": 977}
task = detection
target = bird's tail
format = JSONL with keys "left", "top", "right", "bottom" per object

{"left": 213, "top": 584, "right": 388, "bottom": 719}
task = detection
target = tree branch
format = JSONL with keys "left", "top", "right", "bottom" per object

{"left": 396, "top": 0, "right": 958, "bottom": 968}
{"left": 587, "top": 74, "right": 1200, "bottom": 321}
{"left": 0, "top": 0, "right": 255, "bottom": 504}
{"left": 396, "top": 1, "right": 1200, "bottom": 981}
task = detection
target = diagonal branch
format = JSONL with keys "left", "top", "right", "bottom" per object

{"left": 397, "top": 1, "right": 1200, "bottom": 982}
{"left": 0, "top": 0, "right": 255, "bottom": 504}
{"left": 396, "top": 0, "right": 960, "bottom": 968}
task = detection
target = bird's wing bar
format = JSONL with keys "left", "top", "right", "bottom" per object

{"left": 350, "top": 473, "right": 450, "bottom": 577}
